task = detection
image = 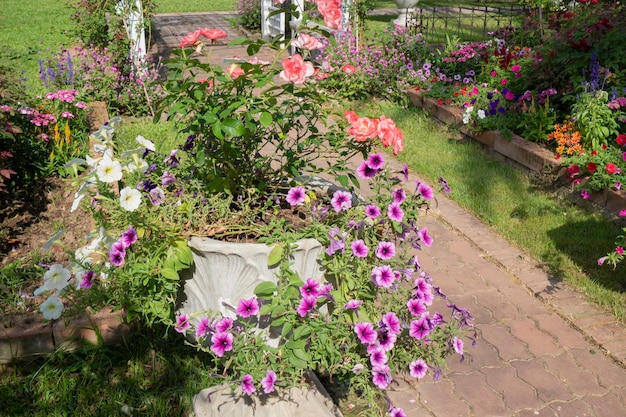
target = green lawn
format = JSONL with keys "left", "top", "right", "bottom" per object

{"left": 154, "top": 0, "right": 237, "bottom": 13}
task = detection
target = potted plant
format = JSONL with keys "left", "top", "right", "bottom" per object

{"left": 34, "top": 13, "right": 474, "bottom": 417}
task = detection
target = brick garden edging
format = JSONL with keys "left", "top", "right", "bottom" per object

{"left": 408, "top": 89, "right": 626, "bottom": 218}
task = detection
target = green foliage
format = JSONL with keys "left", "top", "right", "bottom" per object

{"left": 236, "top": 0, "right": 261, "bottom": 31}
{"left": 571, "top": 90, "right": 622, "bottom": 149}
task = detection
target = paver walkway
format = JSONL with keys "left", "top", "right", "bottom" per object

{"left": 149, "top": 12, "right": 626, "bottom": 417}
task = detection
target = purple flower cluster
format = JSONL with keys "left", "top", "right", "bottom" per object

{"left": 108, "top": 225, "right": 138, "bottom": 267}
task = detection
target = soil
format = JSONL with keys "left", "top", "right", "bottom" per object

{"left": 0, "top": 176, "right": 95, "bottom": 316}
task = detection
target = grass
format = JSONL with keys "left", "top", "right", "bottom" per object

{"left": 353, "top": 101, "right": 626, "bottom": 321}
{"left": 154, "top": 0, "right": 237, "bottom": 13}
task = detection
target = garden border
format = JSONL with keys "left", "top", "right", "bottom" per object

{"left": 408, "top": 89, "right": 626, "bottom": 219}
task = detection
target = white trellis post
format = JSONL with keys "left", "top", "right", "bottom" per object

{"left": 116, "top": 0, "right": 147, "bottom": 72}
{"left": 261, "top": 0, "right": 305, "bottom": 43}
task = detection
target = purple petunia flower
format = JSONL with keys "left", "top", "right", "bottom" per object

{"left": 407, "top": 298, "right": 427, "bottom": 316}
{"left": 78, "top": 270, "right": 95, "bottom": 289}
{"left": 326, "top": 227, "right": 346, "bottom": 256}
{"left": 372, "top": 365, "right": 392, "bottom": 389}
{"left": 452, "top": 336, "right": 464, "bottom": 355}
{"left": 236, "top": 297, "right": 260, "bottom": 318}
{"left": 401, "top": 163, "right": 409, "bottom": 182}
{"left": 164, "top": 149, "right": 180, "bottom": 166}
{"left": 149, "top": 187, "right": 165, "bottom": 206}
{"left": 365, "top": 204, "right": 381, "bottom": 219}
{"left": 331, "top": 190, "right": 352, "bottom": 212}
{"left": 392, "top": 188, "right": 407, "bottom": 204}
{"left": 409, "top": 359, "right": 428, "bottom": 379}
{"left": 297, "top": 295, "right": 318, "bottom": 317}
{"left": 356, "top": 161, "right": 378, "bottom": 179}
{"left": 381, "top": 312, "right": 401, "bottom": 335}
{"left": 261, "top": 370, "right": 277, "bottom": 393}
{"left": 369, "top": 346, "right": 388, "bottom": 367}
{"left": 120, "top": 226, "right": 138, "bottom": 248}
{"left": 351, "top": 239, "right": 369, "bottom": 258}
{"left": 438, "top": 177, "right": 451, "bottom": 194}
{"left": 161, "top": 171, "right": 177, "bottom": 187}
{"left": 418, "top": 228, "right": 433, "bottom": 247}
{"left": 215, "top": 317, "right": 233, "bottom": 332}
{"left": 375, "top": 241, "right": 396, "bottom": 260}
{"left": 387, "top": 203, "right": 404, "bottom": 222}
{"left": 241, "top": 374, "right": 256, "bottom": 396}
{"left": 367, "top": 153, "right": 385, "bottom": 170}
{"left": 210, "top": 331, "right": 234, "bottom": 357}
{"left": 377, "top": 329, "right": 397, "bottom": 352}
{"left": 345, "top": 299, "right": 364, "bottom": 311}
{"left": 390, "top": 407, "right": 408, "bottom": 417}
{"left": 195, "top": 317, "right": 211, "bottom": 338}
{"left": 109, "top": 244, "right": 126, "bottom": 267}
{"left": 174, "top": 314, "right": 191, "bottom": 333}
{"left": 318, "top": 283, "right": 334, "bottom": 301}
{"left": 371, "top": 265, "right": 395, "bottom": 288}
{"left": 286, "top": 186, "right": 306, "bottom": 206}
{"left": 300, "top": 278, "right": 321, "bottom": 298}
{"left": 409, "top": 315, "right": 431, "bottom": 340}
{"left": 354, "top": 321, "right": 378, "bottom": 345}
{"left": 417, "top": 182, "right": 434, "bottom": 200}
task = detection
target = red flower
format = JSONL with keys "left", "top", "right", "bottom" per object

{"left": 606, "top": 163, "right": 618, "bottom": 174}
{"left": 591, "top": 150, "right": 598, "bottom": 156}
{"left": 437, "top": 98, "right": 443, "bottom": 105}
{"left": 616, "top": 134, "right": 626, "bottom": 146}
{"left": 567, "top": 164, "right": 580, "bottom": 177}
{"left": 587, "top": 162, "right": 597, "bottom": 173}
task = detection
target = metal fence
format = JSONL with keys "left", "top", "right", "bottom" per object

{"left": 407, "top": 4, "right": 529, "bottom": 44}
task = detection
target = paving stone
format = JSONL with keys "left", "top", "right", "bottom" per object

{"left": 482, "top": 365, "right": 544, "bottom": 412}
{"left": 450, "top": 372, "right": 509, "bottom": 416}
{"left": 584, "top": 392, "right": 626, "bottom": 417}
{"left": 542, "top": 352, "right": 607, "bottom": 396}
{"left": 532, "top": 313, "right": 589, "bottom": 350}
{"left": 512, "top": 407, "right": 556, "bottom": 417}
{"left": 477, "top": 289, "right": 524, "bottom": 323}
{"left": 495, "top": 285, "right": 545, "bottom": 317}
{"left": 512, "top": 360, "right": 575, "bottom": 403}
{"left": 448, "top": 331, "right": 500, "bottom": 372}
{"left": 480, "top": 323, "right": 533, "bottom": 362}
{"left": 548, "top": 399, "right": 593, "bottom": 417}
{"left": 416, "top": 379, "right": 471, "bottom": 416}
{"left": 508, "top": 318, "right": 562, "bottom": 357}
{"left": 568, "top": 347, "right": 626, "bottom": 388}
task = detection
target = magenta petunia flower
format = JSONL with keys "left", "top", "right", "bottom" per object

{"left": 210, "top": 331, "right": 234, "bottom": 357}
{"left": 331, "top": 190, "right": 352, "bottom": 212}
{"left": 318, "top": 283, "right": 334, "bottom": 301}
{"left": 581, "top": 190, "right": 590, "bottom": 199}
{"left": 195, "top": 317, "right": 211, "bottom": 338}
{"left": 416, "top": 285, "right": 434, "bottom": 306}
{"left": 174, "top": 314, "right": 191, "bottom": 333}
{"left": 407, "top": 298, "right": 427, "bottom": 316}
{"left": 377, "top": 329, "right": 397, "bottom": 352}
{"left": 326, "top": 227, "right": 346, "bottom": 256}
{"left": 215, "top": 316, "right": 233, "bottom": 332}
{"left": 78, "top": 270, "right": 95, "bottom": 289}
{"left": 409, "top": 359, "right": 428, "bottom": 379}
{"left": 401, "top": 163, "right": 409, "bottom": 182}
{"left": 418, "top": 228, "right": 433, "bottom": 247}
{"left": 120, "top": 226, "right": 138, "bottom": 247}
{"left": 354, "top": 321, "right": 378, "bottom": 345}
{"left": 241, "top": 374, "right": 256, "bottom": 396}
{"left": 371, "top": 365, "right": 392, "bottom": 389}
{"left": 620, "top": 210, "right": 626, "bottom": 217}
{"left": 417, "top": 182, "right": 434, "bottom": 200}
{"left": 381, "top": 312, "right": 401, "bottom": 335}
{"left": 452, "top": 336, "right": 464, "bottom": 355}
{"left": 261, "top": 370, "right": 277, "bottom": 394}
{"left": 108, "top": 246, "right": 126, "bottom": 267}
{"left": 409, "top": 315, "right": 431, "bottom": 340}
{"left": 390, "top": 407, "right": 408, "bottom": 417}
{"left": 392, "top": 188, "right": 406, "bottom": 204}
{"left": 364, "top": 204, "right": 381, "bottom": 219}
{"left": 369, "top": 346, "right": 388, "bottom": 367}
{"left": 286, "top": 186, "right": 306, "bottom": 206}
{"left": 351, "top": 239, "right": 369, "bottom": 258}
{"left": 345, "top": 299, "right": 363, "bottom": 311}
{"left": 371, "top": 265, "right": 395, "bottom": 288}
{"left": 367, "top": 153, "right": 385, "bottom": 170}
{"left": 300, "top": 278, "right": 321, "bottom": 298}
{"left": 297, "top": 295, "right": 317, "bottom": 317}
{"left": 375, "top": 241, "right": 396, "bottom": 260}
{"left": 236, "top": 297, "right": 260, "bottom": 318}
{"left": 356, "top": 161, "right": 378, "bottom": 179}
{"left": 387, "top": 203, "right": 404, "bottom": 222}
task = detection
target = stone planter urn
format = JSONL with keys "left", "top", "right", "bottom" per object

{"left": 176, "top": 236, "right": 325, "bottom": 348}
{"left": 393, "top": 0, "right": 420, "bottom": 26}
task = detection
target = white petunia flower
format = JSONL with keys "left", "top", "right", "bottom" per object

{"left": 462, "top": 106, "right": 473, "bottom": 124}
{"left": 43, "top": 264, "right": 71, "bottom": 291}
{"left": 120, "top": 187, "right": 142, "bottom": 212}
{"left": 96, "top": 157, "right": 123, "bottom": 183}
{"left": 136, "top": 135, "right": 155, "bottom": 152}
{"left": 40, "top": 296, "right": 64, "bottom": 320}
{"left": 127, "top": 158, "right": 148, "bottom": 173}
{"left": 477, "top": 109, "right": 486, "bottom": 119}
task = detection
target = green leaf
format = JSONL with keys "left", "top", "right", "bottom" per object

{"left": 285, "top": 338, "right": 306, "bottom": 350}
{"left": 293, "top": 325, "right": 312, "bottom": 340}
{"left": 160, "top": 267, "right": 180, "bottom": 281}
{"left": 287, "top": 353, "right": 308, "bottom": 369}
{"left": 259, "top": 111, "right": 273, "bottom": 127}
{"left": 221, "top": 118, "right": 246, "bottom": 137}
{"left": 281, "top": 321, "right": 293, "bottom": 338}
{"left": 267, "top": 244, "right": 284, "bottom": 267}
{"left": 254, "top": 281, "right": 278, "bottom": 297}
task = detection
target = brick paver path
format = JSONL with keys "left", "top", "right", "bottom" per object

{"left": 150, "top": 12, "right": 626, "bottom": 416}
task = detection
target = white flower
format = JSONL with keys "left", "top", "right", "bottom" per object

{"left": 477, "top": 109, "right": 486, "bottom": 119}
{"left": 136, "top": 135, "right": 155, "bottom": 152}
{"left": 127, "top": 158, "right": 148, "bottom": 173}
{"left": 71, "top": 193, "right": 85, "bottom": 212}
{"left": 462, "top": 106, "right": 473, "bottom": 124}
{"left": 120, "top": 187, "right": 142, "bottom": 212}
{"left": 96, "top": 157, "right": 123, "bottom": 183}
{"left": 42, "top": 264, "right": 71, "bottom": 292}
{"left": 40, "top": 296, "right": 64, "bottom": 320}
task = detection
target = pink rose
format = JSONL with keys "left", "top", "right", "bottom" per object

{"left": 179, "top": 30, "right": 201, "bottom": 48}
{"left": 292, "top": 33, "right": 323, "bottom": 51}
{"left": 342, "top": 64, "right": 358, "bottom": 74}
{"left": 279, "top": 54, "right": 314, "bottom": 85}
{"left": 198, "top": 28, "right": 228, "bottom": 41}
{"left": 316, "top": 1, "right": 342, "bottom": 30}
{"left": 226, "top": 64, "right": 245, "bottom": 79}
{"left": 348, "top": 117, "right": 379, "bottom": 142}
{"left": 344, "top": 110, "right": 359, "bottom": 124}
{"left": 377, "top": 116, "right": 404, "bottom": 155}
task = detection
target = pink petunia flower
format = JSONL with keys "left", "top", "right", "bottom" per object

{"left": 236, "top": 297, "right": 259, "bottom": 318}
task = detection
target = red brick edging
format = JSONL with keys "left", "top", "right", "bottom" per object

{"left": 408, "top": 89, "right": 626, "bottom": 217}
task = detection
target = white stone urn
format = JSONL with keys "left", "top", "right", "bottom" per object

{"left": 176, "top": 236, "right": 325, "bottom": 348}
{"left": 393, "top": 0, "right": 420, "bottom": 26}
